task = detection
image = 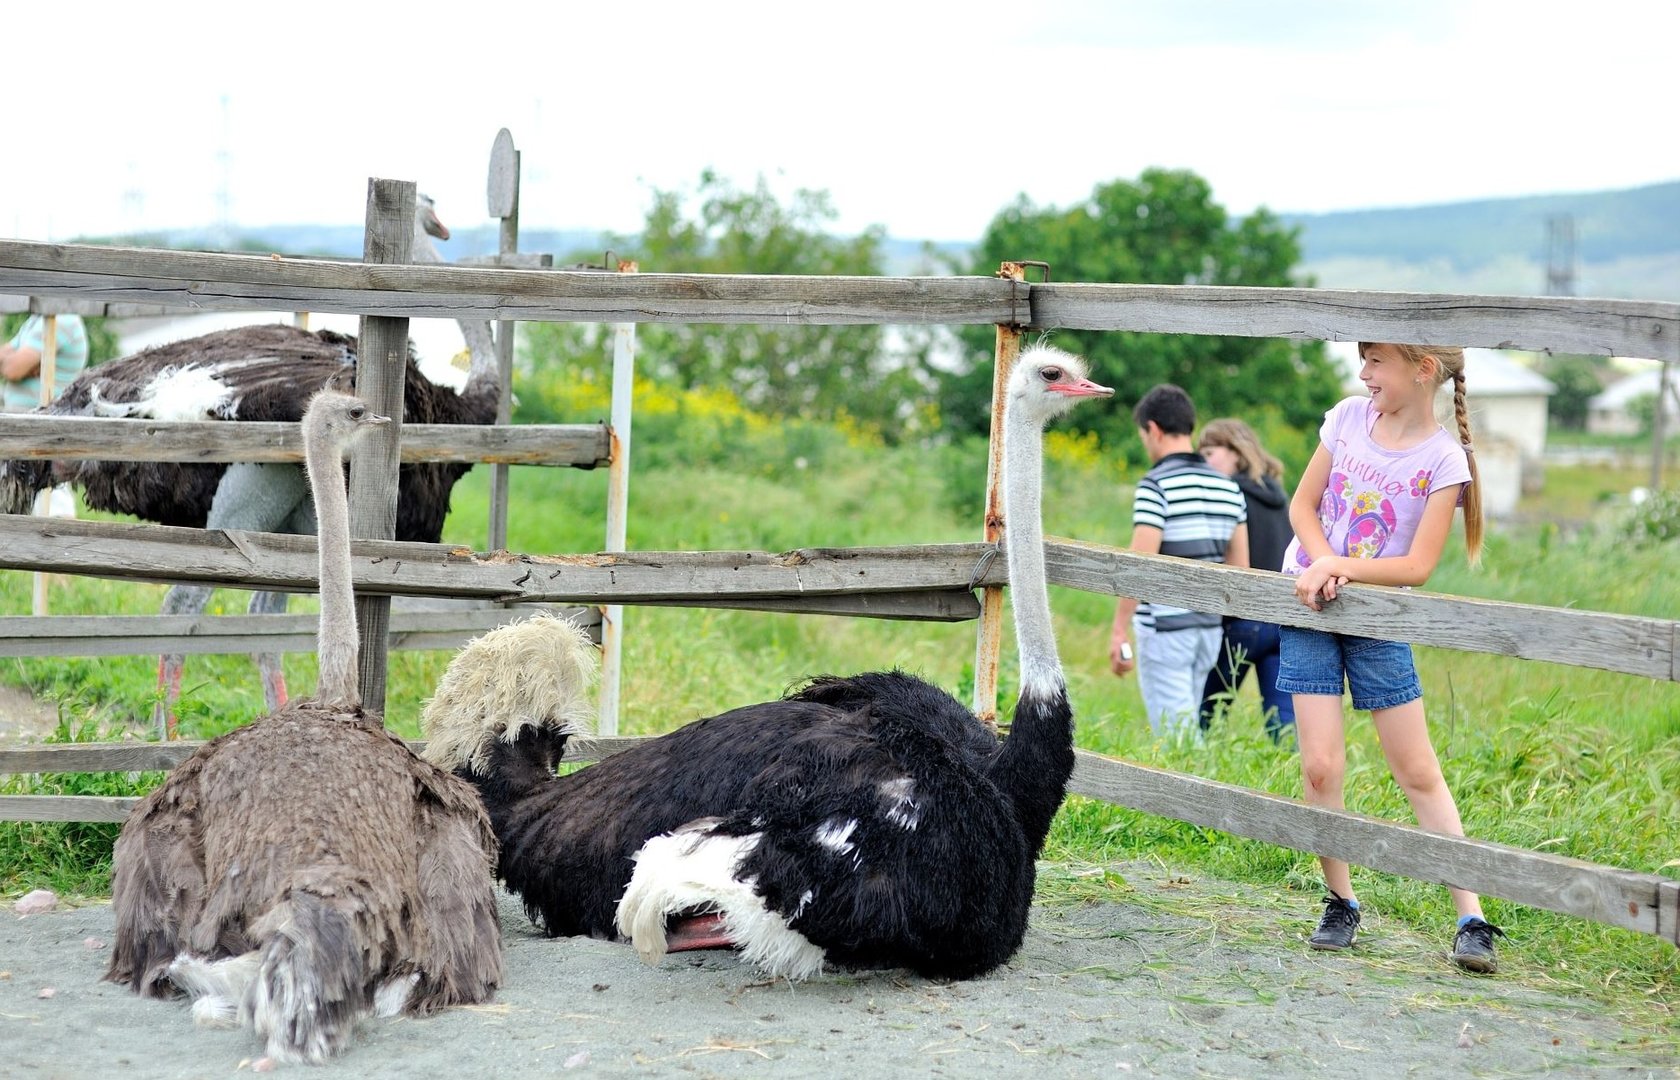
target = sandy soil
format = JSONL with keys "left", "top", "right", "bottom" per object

{"left": 0, "top": 685, "right": 65, "bottom": 745}
{"left": 2, "top": 867, "right": 1672, "bottom": 1079}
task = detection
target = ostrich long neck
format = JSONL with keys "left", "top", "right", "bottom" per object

{"left": 410, "top": 218, "right": 500, "bottom": 400}
{"left": 458, "top": 319, "right": 500, "bottom": 396}
{"left": 1003, "top": 404, "right": 1061, "bottom": 698}
{"left": 306, "top": 429, "right": 360, "bottom": 709}
{"left": 987, "top": 395, "right": 1072, "bottom": 853}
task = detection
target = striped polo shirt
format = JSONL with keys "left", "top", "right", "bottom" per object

{"left": 1131, "top": 452, "right": 1246, "bottom": 631}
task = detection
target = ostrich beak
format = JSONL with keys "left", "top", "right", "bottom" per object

{"left": 1049, "top": 377, "right": 1114, "bottom": 398}
{"left": 364, "top": 412, "right": 393, "bottom": 428}
{"left": 421, "top": 205, "right": 450, "bottom": 241}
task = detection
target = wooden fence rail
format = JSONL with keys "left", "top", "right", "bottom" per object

{"left": 0, "top": 606, "right": 601, "bottom": 658}
{"left": 0, "top": 241, "right": 1030, "bottom": 330}
{"left": 3, "top": 240, "right": 1675, "bottom": 360}
{"left": 0, "top": 516, "right": 1671, "bottom": 682}
{"left": 0, "top": 416, "right": 609, "bottom": 467}
{"left": 2, "top": 738, "right": 1673, "bottom": 945}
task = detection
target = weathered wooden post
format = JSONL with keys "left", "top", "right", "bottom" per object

{"left": 598, "top": 260, "right": 639, "bottom": 736}
{"left": 349, "top": 178, "right": 414, "bottom": 712}
{"left": 971, "top": 261, "right": 1028, "bottom": 730}
{"left": 486, "top": 128, "right": 520, "bottom": 551}
{"left": 1651, "top": 360, "right": 1672, "bottom": 490}
{"left": 29, "top": 311, "right": 59, "bottom": 616}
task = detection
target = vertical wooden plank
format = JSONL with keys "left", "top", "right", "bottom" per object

{"left": 1658, "top": 878, "right": 1680, "bottom": 946}
{"left": 971, "top": 262, "right": 1027, "bottom": 730}
{"left": 31, "top": 314, "right": 59, "bottom": 615}
{"left": 350, "top": 178, "right": 414, "bottom": 713}
{"left": 598, "top": 261, "right": 639, "bottom": 737}
{"left": 1652, "top": 361, "right": 1672, "bottom": 490}
{"left": 487, "top": 143, "right": 520, "bottom": 552}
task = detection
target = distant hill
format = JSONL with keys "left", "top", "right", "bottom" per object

{"left": 71, "top": 181, "right": 1677, "bottom": 301}
{"left": 1282, "top": 180, "right": 1680, "bottom": 301}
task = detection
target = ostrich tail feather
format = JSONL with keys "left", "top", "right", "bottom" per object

{"left": 420, "top": 611, "right": 599, "bottom": 774}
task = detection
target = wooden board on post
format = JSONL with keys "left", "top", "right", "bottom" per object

{"left": 487, "top": 131, "right": 519, "bottom": 552}
{"left": 31, "top": 314, "right": 59, "bottom": 616}
{"left": 351, "top": 178, "right": 414, "bottom": 713}
{"left": 599, "top": 260, "right": 638, "bottom": 737}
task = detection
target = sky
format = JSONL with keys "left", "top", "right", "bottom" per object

{"left": 6, "top": 1, "right": 1676, "bottom": 245}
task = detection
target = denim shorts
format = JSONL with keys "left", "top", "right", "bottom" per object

{"left": 1275, "top": 626, "right": 1422, "bottom": 711}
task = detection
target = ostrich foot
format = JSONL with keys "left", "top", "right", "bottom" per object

{"left": 664, "top": 912, "right": 735, "bottom": 952}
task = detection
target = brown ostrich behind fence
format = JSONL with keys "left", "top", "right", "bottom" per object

{"left": 104, "top": 390, "right": 503, "bottom": 1066}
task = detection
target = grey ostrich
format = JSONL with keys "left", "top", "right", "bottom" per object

{"left": 0, "top": 194, "right": 500, "bottom": 733}
{"left": 104, "top": 390, "right": 503, "bottom": 1066}
{"left": 424, "top": 344, "right": 1111, "bottom": 981}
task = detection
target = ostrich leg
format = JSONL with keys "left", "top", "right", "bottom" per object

{"left": 153, "top": 463, "right": 312, "bottom": 737}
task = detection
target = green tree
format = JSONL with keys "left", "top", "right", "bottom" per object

{"left": 523, "top": 170, "right": 935, "bottom": 437}
{"left": 1539, "top": 353, "right": 1605, "bottom": 430}
{"left": 941, "top": 169, "right": 1339, "bottom": 458}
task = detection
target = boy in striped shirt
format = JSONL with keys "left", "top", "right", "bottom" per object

{"left": 1109, "top": 384, "right": 1250, "bottom": 738}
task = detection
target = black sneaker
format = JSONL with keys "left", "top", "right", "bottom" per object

{"left": 1451, "top": 917, "right": 1505, "bottom": 973}
{"left": 1309, "top": 894, "right": 1361, "bottom": 951}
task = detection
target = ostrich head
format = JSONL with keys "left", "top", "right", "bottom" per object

{"left": 302, "top": 390, "right": 392, "bottom": 455}
{"left": 416, "top": 193, "right": 450, "bottom": 245}
{"left": 421, "top": 613, "right": 600, "bottom": 777}
{"left": 1007, "top": 343, "right": 1114, "bottom": 424}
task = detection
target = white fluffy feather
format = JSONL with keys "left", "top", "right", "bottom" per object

{"left": 167, "top": 951, "right": 260, "bottom": 1029}
{"left": 615, "top": 826, "right": 826, "bottom": 981}
{"left": 421, "top": 612, "right": 599, "bottom": 775}
{"left": 89, "top": 365, "right": 236, "bottom": 422}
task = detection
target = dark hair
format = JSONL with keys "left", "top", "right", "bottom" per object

{"left": 1132, "top": 383, "right": 1196, "bottom": 436}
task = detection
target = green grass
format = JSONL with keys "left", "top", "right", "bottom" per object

{"left": 2, "top": 422, "right": 1677, "bottom": 1040}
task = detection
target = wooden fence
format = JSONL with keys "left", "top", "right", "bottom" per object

{"left": 0, "top": 188, "right": 1676, "bottom": 948}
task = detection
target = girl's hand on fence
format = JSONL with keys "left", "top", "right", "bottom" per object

{"left": 1295, "top": 558, "right": 1349, "bottom": 611}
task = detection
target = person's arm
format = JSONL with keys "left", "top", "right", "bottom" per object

{"left": 1109, "top": 523, "right": 1162, "bottom": 675}
{"left": 0, "top": 342, "right": 42, "bottom": 383}
{"left": 1295, "top": 485, "right": 1462, "bottom": 609}
{"left": 1288, "top": 445, "right": 1334, "bottom": 561}
{"left": 1224, "top": 521, "right": 1249, "bottom": 570}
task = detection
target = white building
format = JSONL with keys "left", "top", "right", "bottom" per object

{"left": 1330, "top": 343, "right": 1555, "bottom": 518}
{"left": 1586, "top": 366, "right": 1680, "bottom": 436}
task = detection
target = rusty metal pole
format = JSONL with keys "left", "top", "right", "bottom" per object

{"left": 971, "top": 262, "right": 1027, "bottom": 731}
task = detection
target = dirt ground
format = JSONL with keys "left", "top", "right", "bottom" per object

{"left": 3, "top": 866, "right": 1674, "bottom": 1080}
{"left": 0, "top": 685, "right": 65, "bottom": 745}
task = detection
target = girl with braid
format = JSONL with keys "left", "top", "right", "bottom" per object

{"left": 1276, "top": 342, "right": 1503, "bottom": 973}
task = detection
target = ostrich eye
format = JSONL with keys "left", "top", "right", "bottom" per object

{"left": 1040, "top": 367, "right": 1063, "bottom": 382}
{"left": 349, "top": 406, "right": 365, "bottom": 420}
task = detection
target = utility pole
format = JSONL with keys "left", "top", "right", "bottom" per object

{"left": 1545, "top": 214, "right": 1576, "bottom": 296}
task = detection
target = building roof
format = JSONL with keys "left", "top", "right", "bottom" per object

{"left": 1589, "top": 366, "right": 1676, "bottom": 410}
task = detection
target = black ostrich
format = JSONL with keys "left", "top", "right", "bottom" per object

{"left": 423, "top": 344, "right": 1111, "bottom": 980}
{"left": 105, "top": 390, "right": 502, "bottom": 1065}
{"left": 0, "top": 195, "right": 501, "bottom": 731}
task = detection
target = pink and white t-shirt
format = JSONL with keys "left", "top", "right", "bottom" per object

{"left": 1281, "top": 396, "right": 1471, "bottom": 575}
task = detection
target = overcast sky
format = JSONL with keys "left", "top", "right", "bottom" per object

{"left": 6, "top": 1, "right": 1675, "bottom": 245}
